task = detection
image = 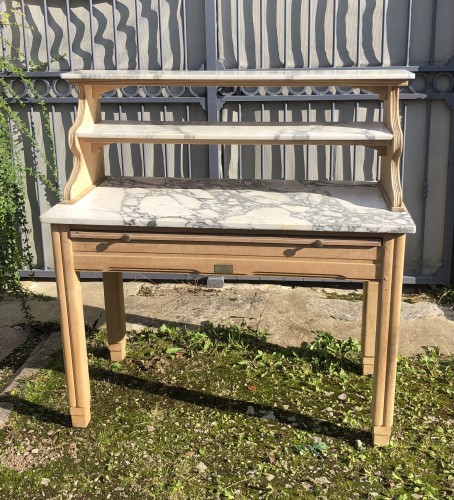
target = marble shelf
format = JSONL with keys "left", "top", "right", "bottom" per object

{"left": 63, "top": 69, "right": 415, "bottom": 87}
{"left": 40, "top": 177, "right": 416, "bottom": 234}
{"left": 78, "top": 121, "right": 393, "bottom": 146}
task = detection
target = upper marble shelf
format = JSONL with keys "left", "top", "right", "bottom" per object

{"left": 78, "top": 121, "right": 392, "bottom": 146}
{"left": 40, "top": 177, "right": 416, "bottom": 234}
{"left": 62, "top": 69, "right": 415, "bottom": 88}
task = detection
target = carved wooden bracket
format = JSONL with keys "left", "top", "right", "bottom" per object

{"left": 63, "top": 85, "right": 111, "bottom": 203}
{"left": 355, "top": 86, "right": 404, "bottom": 210}
{"left": 380, "top": 87, "right": 404, "bottom": 211}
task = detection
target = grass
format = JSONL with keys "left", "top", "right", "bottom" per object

{"left": 0, "top": 324, "right": 453, "bottom": 499}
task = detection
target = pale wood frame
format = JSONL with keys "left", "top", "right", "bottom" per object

{"left": 69, "top": 229, "right": 382, "bottom": 280}
{"left": 103, "top": 272, "right": 127, "bottom": 362}
{"left": 63, "top": 85, "right": 110, "bottom": 202}
{"left": 361, "top": 281, "right": 379, "bottom": 375}
{"left": 51, "top": 225, "right": 406, "bottom": 446}
{"left": 62, "top": 73, "right": 408, "bottom": 211}
{"left": 52, "top": 225, "right": 91, "bottom": 427}
{"left": 50, "top": 70, "right": 410, "bottom": 446}
{"left": 377, "top": 87, "right": 405, "bottom": 211}
{"left": 372, "top": 234, "right": 406, "bottom": 446}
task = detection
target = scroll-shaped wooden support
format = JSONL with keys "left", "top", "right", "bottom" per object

{"left": 374, "top": 86, "right": 405, "bottom": 212}
{"left": 63, "top": 85, "right": 111, "bottom": 203}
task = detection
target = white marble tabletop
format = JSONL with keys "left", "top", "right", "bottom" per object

{"left": 62, "top": 69, "right": 415, "bottom": 87}
{"left": 40, "top": 177, "right": 416, "bottom": 234}
{"left": 78, "top": 121, "right": 393, "bottom": 145}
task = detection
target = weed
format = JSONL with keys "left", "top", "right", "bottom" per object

{"left": 433, "top": 286, "right": 454, "bottom": 308}
{"left": 300, "top": 331, "right": 361, "bottom": 372}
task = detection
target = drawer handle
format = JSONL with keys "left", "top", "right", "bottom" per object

{"left": 314, "top": 239, "right": 324, "bottom": 248}
{"left": 121, "top": 234, "right": 132, "bottom": 243}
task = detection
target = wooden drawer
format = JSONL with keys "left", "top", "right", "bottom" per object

{"left": 70, "top": 230, "right": 382, "bottom": 280}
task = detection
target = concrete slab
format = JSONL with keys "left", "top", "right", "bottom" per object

{"left": 0, "top": 326, "right": 28, "bottom": 363}
{"left": 0, "top": 280, "right": 452, "bottom": 357}
{"left": 0, "top": 281, "right": 105, "bottom": 329}
{"left": 1, "top": 331, "right": 62, "bottom": 396}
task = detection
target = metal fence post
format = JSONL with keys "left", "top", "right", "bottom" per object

{"left": 444, "top": 97, "right": 454, "bottom": 284}
{"left": 204, "top": 0, "right": 220, "bottom": 178}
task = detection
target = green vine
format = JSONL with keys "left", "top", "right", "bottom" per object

{"left": 0, "top": 5, "right": 60, "bottom": 323}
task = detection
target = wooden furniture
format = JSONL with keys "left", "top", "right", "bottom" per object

{"left": 40, "top": 69, "right": 416, "bottom": 446}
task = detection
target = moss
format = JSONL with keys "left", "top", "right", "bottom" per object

{"left": 0, "top": 324, "right": 453, "bottom": 499}
{"left": 324, "top": 291, "right": 363, "bottom": 301}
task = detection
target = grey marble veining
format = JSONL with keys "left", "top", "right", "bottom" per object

{"left": 78, "top": 121, "right": 393, "bottom": 144}
{"left": 63, "top": 69, "right": 415, "bottom": 86}
{"left": 40, "top": 177, "right": 416, "bottom": 234}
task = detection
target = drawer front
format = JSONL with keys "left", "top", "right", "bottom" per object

{"left": 70, "top": 230, "right": 382, "bottom": 280}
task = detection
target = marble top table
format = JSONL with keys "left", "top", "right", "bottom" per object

{"left": 40, "top": 177, "right": 416, "bottom": 234}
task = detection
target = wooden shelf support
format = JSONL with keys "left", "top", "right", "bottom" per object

{"left": 379, "top": 87, "right": 405, "bottom": 211}
{"left": 63, "top": 85, "right": 111, "bottom": 203}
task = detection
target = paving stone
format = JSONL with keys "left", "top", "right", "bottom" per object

{"left": 0, "top": 326, "right": 28, "bottom": 363}
{"left": 1, "top": 331, "right": 61, "bottom": 395}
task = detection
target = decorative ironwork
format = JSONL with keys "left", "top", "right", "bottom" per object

{"left": 2, "top": 71, "right": 452, "bottom": 104}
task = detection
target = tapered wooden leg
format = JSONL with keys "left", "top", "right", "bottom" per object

{"left": 372, "top": 235, "right": 406, "bottom": 446}
{"left": 52, "top": 225, "right": 91, "bottom": 428}
{"left": 382, "top": 235, "right": 406, "bottom": 441}
{"left": 361, "top": 281, "right": 379, "bottom": 375}
{"left": 103, "top": 272, "right": 127, "bottom": 361}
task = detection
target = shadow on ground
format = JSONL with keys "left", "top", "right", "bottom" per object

{"left": 2, "top": 367, "right": 370, "bottom": 447}
{"left": 1, "top": 321, "right": 367, "bottom": 445}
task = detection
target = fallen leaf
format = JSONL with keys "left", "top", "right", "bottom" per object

{"left": 314, "top": 476, "right": 331, "bottom": 485}
{"left": 195, "top": 461, "right": 208, "bottom": 472}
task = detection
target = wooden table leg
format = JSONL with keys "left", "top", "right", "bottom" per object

{"left": 371, "top": 234, "right": 406, "bottom": 445}
{"left": 382, "top": 235, "right": 406, "bottom": 440}
{"left": 361, "top": 281, "right": 379, "bottom": 375}
{"left": 52, "top": 225, "right": 91, "bottom": 428}
{"left": 103, "top": 272, "right": 127, "bottom": 361}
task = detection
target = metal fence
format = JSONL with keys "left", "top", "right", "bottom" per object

{"left": 1, "top": 0, "right": 453, "bottom": 284}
